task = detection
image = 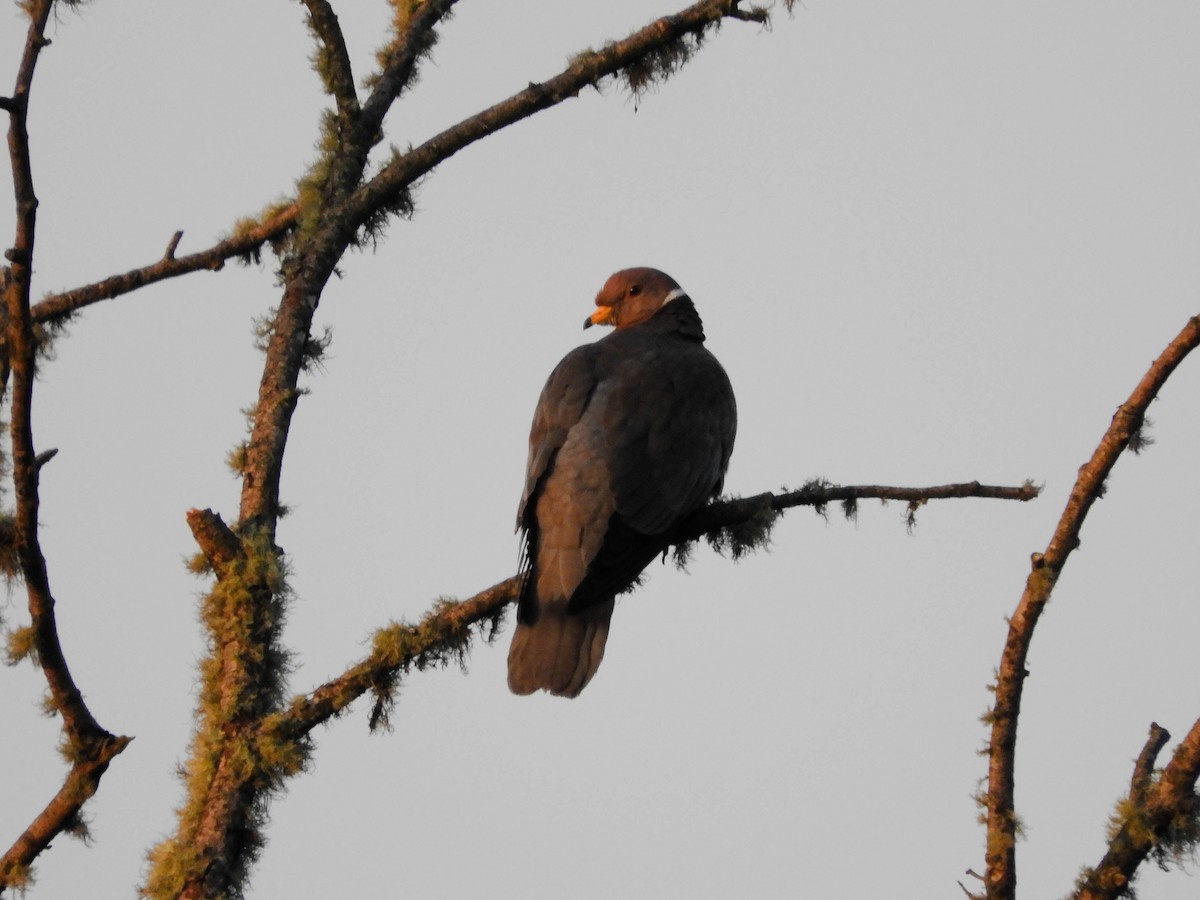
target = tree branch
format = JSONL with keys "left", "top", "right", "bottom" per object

{"left": 300, "top": 0, "right": 358, "bottom": 122}
{"left": 982, "top": 314, "right": 1200, "bottom": 900}
{"left": 1, "top": 3, "right": 130, "bottom": 893}
{"left": 30, "top": 203, "right": 300, "bottom": 326}
{"left": 153, "top": 8, "right": 485, "bottom": 891}
{"left": 358, "top": 0, "right": 460, "bottom": 142}
{"left": 346, "top": 0, "right": 777, "bottom": 233}
{"left": 238, "top": 0, "right": 744, "bottom": 532}
{"left": 680, "top": 479, "right": 1039, "bottom": 546}
{"left": 1075, "top": 720, "right": 1200, "bottom": 899}
{"left": 0, "top": 735, "right": 132, "bottom": 891}
{"left": 151, "top": 5, "right": 813, "bottom": 897}
{"left": 185, "top": 508, "right": 243, "bottom": 579}
{"left": 267, "top": 478, "right": 1036, "bottom": 739}
{"left": 153, "top": 524, "right": 290, "bottom": 900}
{"left": 6, "top": 0, "right": 96, "bottom": 772}
{"left": 267, "top": 575, "right": 519, "bottom": 741}
{"left": 1130, "top": 722, "right": 1171, "bottom": 802}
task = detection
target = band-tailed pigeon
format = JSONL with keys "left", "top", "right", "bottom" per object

{"left": 507, "top": 267, "right": 737, "bottom": 697}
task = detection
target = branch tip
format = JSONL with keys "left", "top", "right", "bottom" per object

{"left": 1131, "top": 723, "right": 1171, "bottom": 798}
{"left": 186, "top": 508, "right": 243, "bottom": 576}
{"left": 33, "top": 447, "right": 58, "bottom": 470}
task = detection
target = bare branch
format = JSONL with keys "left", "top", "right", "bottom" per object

{"left": 1131, "top": 722, "right": 1171, "bottom": 801}
{"left": 983, "top": 314, "right": 1200, "bottom": 900}
{"left": 7, "top": 0, "right": 106, "bottom": 752}
{"left": 31, "top": 203, "right": 299, "bottom": 325}
{"left": 2, "top": 2, "right": 131, "bottom": 892}
{"left": 163, "top": 229, "right": 183, "bottom": 260}
{"left": 0, "top": 735, "right": 132, "bottom": 890}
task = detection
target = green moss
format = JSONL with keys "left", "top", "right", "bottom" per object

{"left": 841, "top": 497, "right": 858, "bottom": 523}
{"left": 5, "top": 624, "right": 37, "bottom": 665}
{"left": 300, "top": 327, "right": 333, "bottom": 374}
{"left": 363, "top": 597, "right": 504, "bottom": 731}
{"left": 0, "top": 512, "right": 21, "bottom": 584}
{"left": 0, "top": 858, "right": 34, "bottom": 893}
{"left": 1026, "top": 565, "right": 1058, "bottom": 604}
{"left": 227, "top": 198, "right": 297, "bottom": 264}
{"left": 1127, "top": 416, "right": 1155, "bottom": 454}
{"left": 619, "top": 33, "right": 701, "bottom": 99}
{"left": 226, "top": 442, "right": 250, "bottom": 477}
{"left": 369, "top": 0, "right": 447, "bottom": 86}
{"left": 145, "top": 531, "right": 302, "bottom": 899}
{"left": 62, "top": 810, "right": 93, "bottom": 845}
{"left": 705, "top": 500, "right": 778, "bottom": 560}
{"left": 184, "top": 551, "right": 213, "bottom": 576}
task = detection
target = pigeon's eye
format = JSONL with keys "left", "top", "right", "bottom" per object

{"left": 628, "top": 284, "right": 642, "bottom": 297}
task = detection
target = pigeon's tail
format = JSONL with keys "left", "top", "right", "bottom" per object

{"left": 507, "top": 598, "right": 615, "bottom": 698}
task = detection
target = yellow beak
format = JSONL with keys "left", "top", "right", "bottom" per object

{"left": 584, "top": 305, "right": 616, "bottom": 329}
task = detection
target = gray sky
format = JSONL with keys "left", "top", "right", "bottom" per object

{"left": 3, "top": 1, "right": 1200, "bottom": 897}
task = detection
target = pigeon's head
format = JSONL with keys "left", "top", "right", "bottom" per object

{"left": 585, "top": 267, "right": 688, "bottom": 330}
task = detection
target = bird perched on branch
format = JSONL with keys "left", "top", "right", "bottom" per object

{"left": 508, "top": 267, "right": 737, "bottom": 697}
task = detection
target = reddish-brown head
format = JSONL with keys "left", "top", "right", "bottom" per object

{"left": 584, "top": 267, "right": 688, "bottom": 330}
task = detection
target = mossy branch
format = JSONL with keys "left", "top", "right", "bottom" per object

{"left": 268, "top": 477, "right": 1035, "bottom": 738}
{"left": 146, "top": 518, "right": 296, "bottom": 900}
{"left": 981, "top": 314, "right": 1200, "bottom": 900}
{"left": 185, "top": 508, "right": 243, "bottom": 579}
{"left": 301, "top": 0, "right": 358, "bottom": 122}
{"left": 267, "top": 577, "right": 518, "bottom": 741}
{"left": 360, "top": 0, "right": 460, "bottom": 139}
{"left": 679, "top": 479, "right": 1039, "bottom": 558}
{"left": 1074, "top": 720, "right": 1200, "bottom": 899}
{"left": 346, "top": 0, "right": 787, "bottom": 235}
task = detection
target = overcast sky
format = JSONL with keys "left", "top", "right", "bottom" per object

{"left": 3, "top": 2, "right": 1200, "bottom": 897}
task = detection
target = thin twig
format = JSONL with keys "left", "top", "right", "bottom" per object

{"left": 31, "top": 204, "right": 299, "bottom": 325}
{"left": 7, "top": 0, "right": 100, "bottom": 769}
{"left": 163, "top": 230, "right": 183, "bottom": 260}
{"left": 983, "top": 315, "right": 1200, "bottom": 900}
